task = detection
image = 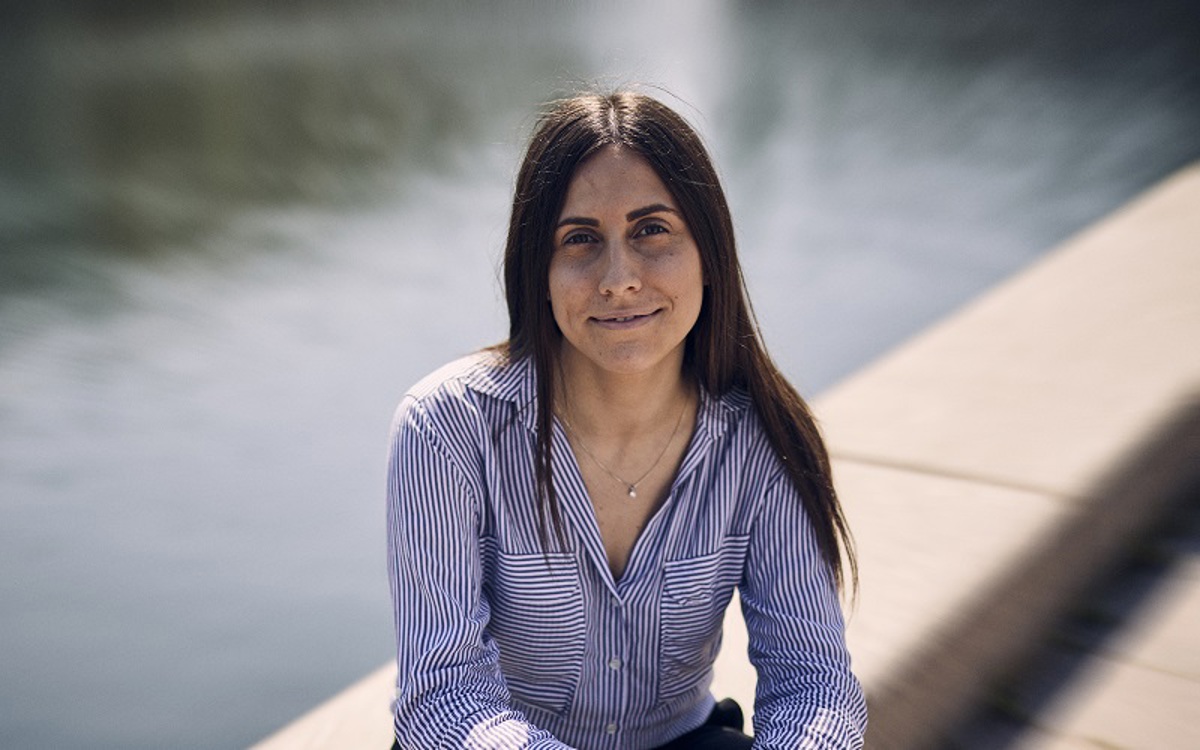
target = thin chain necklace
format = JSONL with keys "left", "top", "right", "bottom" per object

{"left": 560, "top": 393, "right": 689, "bottom": 499}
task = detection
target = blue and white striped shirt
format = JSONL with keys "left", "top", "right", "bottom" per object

{"left": 387, "top": 352, "right": 866, "bottom": 749}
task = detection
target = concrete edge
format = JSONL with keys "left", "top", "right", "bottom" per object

{"left": 249, "top": 664, "right": 395, "bottom": 750}
{"left": 860, "top": 393, "right": 1200, "bottom": 749}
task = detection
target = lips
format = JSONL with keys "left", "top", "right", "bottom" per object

{"left": 590, "top": 309, "right": 661, "bottom": 328}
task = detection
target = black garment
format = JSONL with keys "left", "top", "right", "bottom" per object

{"left": 388, "top": 698, "right": 753, "bottom": 749}
{"left": 651, "top": 699, "right": 753, "bottom": 750}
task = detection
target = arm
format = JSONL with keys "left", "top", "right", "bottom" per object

{"left": 387, "top": 396, "right": 573, "bottom": 750}
{"left": 739, "top": 476, "right": 867, "bottom": 749}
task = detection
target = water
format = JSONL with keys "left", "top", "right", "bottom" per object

{"left": 1, "top": 2, "right": 1197, "bottom": 748}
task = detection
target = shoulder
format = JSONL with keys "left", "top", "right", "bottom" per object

{"left": 392, "top": 350, "right": 532, "bottom": 435}
{"left": 404, "top": 350, "right": 500, "bottom": 398}
{"left": 697, "top": 385, "right": 796, "bottom": 521}
{"left": 404, "top": 349, "right": 529, "bottom": 406}
{"left": 705, "top": 386, "right": 781, "bottom": 468}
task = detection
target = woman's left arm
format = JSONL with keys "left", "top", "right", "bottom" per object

{"left": 739, "top": 476, "right": 867, "bottom": 749}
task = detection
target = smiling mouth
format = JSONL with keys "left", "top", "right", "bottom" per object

{"left": 592, "top": 310, "right": 660, "bottom": 326}
{"left": 596, "top": 310, "right": 657, "bottom": 322}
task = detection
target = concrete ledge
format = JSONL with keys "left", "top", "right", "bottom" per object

{"left": 824, "top": 162, "right": 1200, "bottom": 748}
{"left": 251, "top": 163, "right": 1200, "bottom": 749}
{"left": 250, "top": 665, "right": 395, "bottom": 750}
{"left": 843, "top": 398, "right": 1200, "bottom": 749}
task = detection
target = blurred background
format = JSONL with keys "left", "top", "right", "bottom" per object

{"left": 1, "top": 1, "right": 1198, "bottom": 748}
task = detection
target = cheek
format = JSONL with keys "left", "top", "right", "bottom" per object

{"left": 547, "top": 267, "right": 574, "bottom": 330}
{"left": 548, "top": 258, "right": 588, "bottom": 302}
{"left": 670, "top": 256, "right": 705, "bottom": 305}
{"left": 548, "top": 294, "right": 567, "bottom": 328}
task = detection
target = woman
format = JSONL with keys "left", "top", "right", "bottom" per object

{"left": 387, "top": 91, "right": 866, "bottom": 749}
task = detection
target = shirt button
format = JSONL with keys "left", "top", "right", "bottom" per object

{"left": 608, "top": 657, "right": 622, "bottom": 670}
{"left": 605, "top": 723, "right": 618, "bottom": 735}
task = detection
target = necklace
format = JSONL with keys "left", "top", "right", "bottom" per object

{"left": 560, "top": 394, "right": 689, "bottom": 499}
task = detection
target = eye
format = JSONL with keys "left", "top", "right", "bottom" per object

{"left": 635, "top": 222, "right": 669, "bottom": 237}
{"left": 562, "top": 231, "right": 597, "bottom": 246}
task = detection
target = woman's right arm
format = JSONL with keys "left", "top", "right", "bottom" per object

{"left": 387, "top": 396, "right": 572, "bottom": 750}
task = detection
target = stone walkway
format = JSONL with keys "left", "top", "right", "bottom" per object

{"left": 947, "top": 493, "right": 1200, "bottom": 749}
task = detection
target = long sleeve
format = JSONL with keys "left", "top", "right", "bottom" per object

{"left": 739, "top": 476, "right": 867, "bottom": 749}
{"left": 386, "top": 396, "right": 573, "bottom": 750}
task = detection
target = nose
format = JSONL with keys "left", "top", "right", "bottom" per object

{"left": 598, "top": 241, "right": 641, "bottom": 296}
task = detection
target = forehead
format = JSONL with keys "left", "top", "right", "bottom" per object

{"left": 559, "top": 146, "right": 676, "bottom": 215}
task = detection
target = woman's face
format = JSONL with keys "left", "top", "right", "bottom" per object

{"left": 549, "top": 146, "right": 704, "bottom": 382}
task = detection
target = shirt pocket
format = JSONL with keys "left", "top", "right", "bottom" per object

{"left": 486, "top": 549, "right": 585, "bottom": 714}
{"left": 658, "top": 536, "right": 751, "bottom": 702}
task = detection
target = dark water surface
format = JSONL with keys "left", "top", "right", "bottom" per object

{"left": 1, "top": 2, "right": 1198, "bottom": 748}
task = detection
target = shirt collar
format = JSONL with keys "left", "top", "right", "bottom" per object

{"left": 460, "top": 349, "right": 752, "bottom": 437}
{"left": 459, "top": 350, "right": 539, "bottom": 430}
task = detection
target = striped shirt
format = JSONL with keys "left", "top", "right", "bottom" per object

{"left": 387, "top": 352, "right": 866, "bottom": 749}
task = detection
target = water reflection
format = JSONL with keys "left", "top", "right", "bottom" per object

{"left": 2, "top": 4, "right": 568, "bottom": 260}
{"left": 1, "top": 2, "right": 1197, "bottom": 749}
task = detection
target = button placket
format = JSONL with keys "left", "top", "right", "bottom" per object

{"left": 602, "top": 587, "right": 630, "bottom": 744}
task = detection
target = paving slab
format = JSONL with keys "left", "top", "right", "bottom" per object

{"left": 1100, "top": 566, "right": 1200, "bottom": 682}
{"left": 945, "top": 491, "right": 1200, "bottom": 750}
{"left": 1019, "top": 654, "right": 1200, "bottom": 750}
{"left": 1011, "top": 727, "right": 1116, "bottom": 750}
{"left": 835, "top": 461, "right": 1066, "bottom": 690}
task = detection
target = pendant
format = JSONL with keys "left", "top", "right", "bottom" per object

{"left": 628, "top": 486, "right": 638, "bottom": 498}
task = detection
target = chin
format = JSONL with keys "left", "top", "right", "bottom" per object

{"left": 591, "top": 349, "right": 684, "bottom": 378}
{"left": 559, "top": 335, "right": 687, "bottom": 378}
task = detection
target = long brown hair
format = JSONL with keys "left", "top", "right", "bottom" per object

{"left": 502, "top": 91, "right": 857, "bottom": 593}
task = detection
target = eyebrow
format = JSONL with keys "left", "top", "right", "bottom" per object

{"left": 556, "top": 216, "right": 599, "bottom": 228}
{"left": 626, "top": 203, "right": 678, "bottom": 222}
{"left": 555, "top": 204, "right": 679, "bottom": 229}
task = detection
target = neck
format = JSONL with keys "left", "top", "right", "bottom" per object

{"left": 555, "top": 350, "right": 692, "bottom": 440}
